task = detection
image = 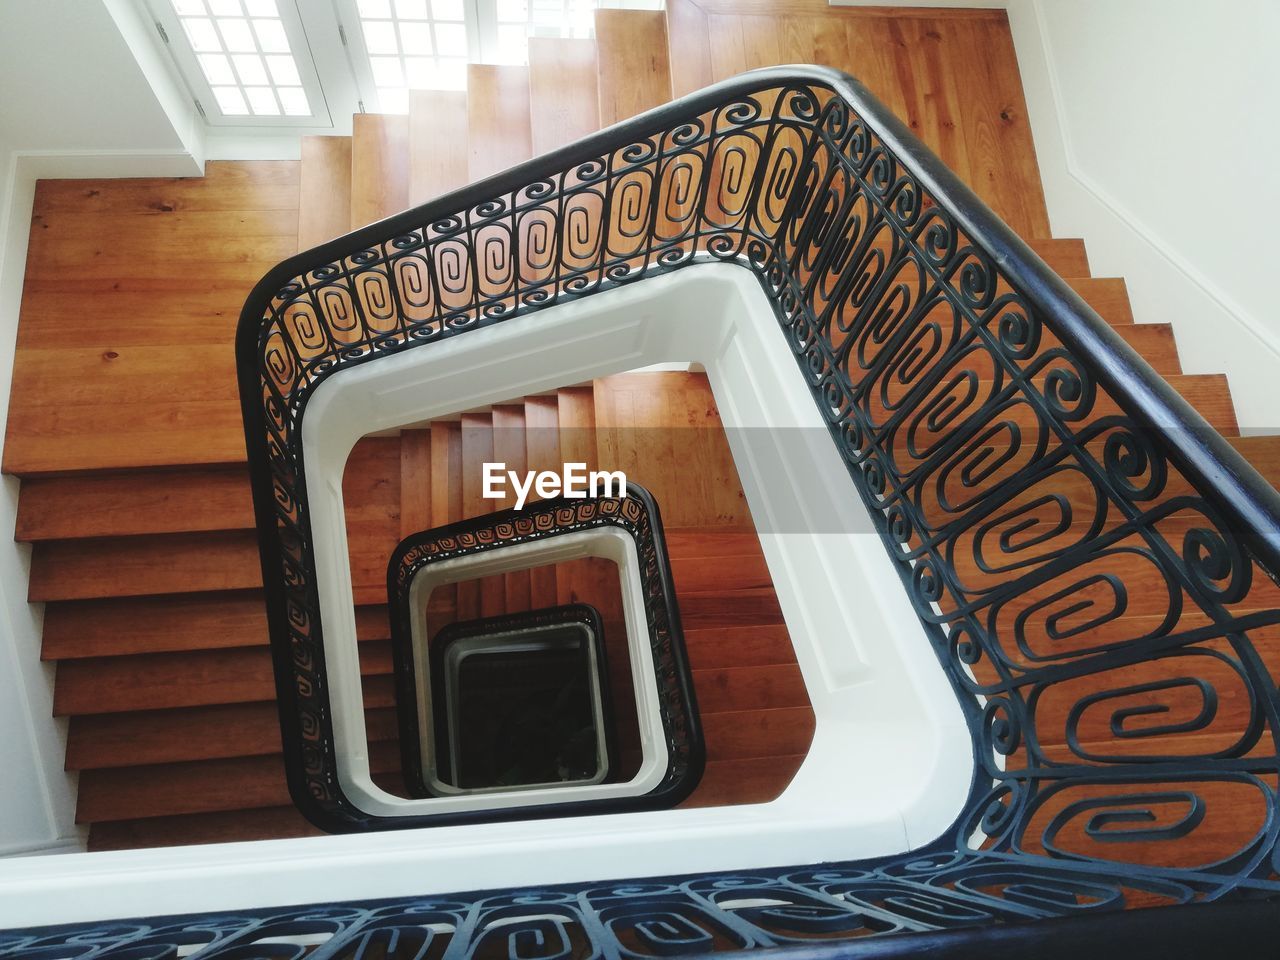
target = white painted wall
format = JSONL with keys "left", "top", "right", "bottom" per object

{"left": 0, "top": 1, "right": 205, "bottom": 856}
{"left": 0, "top": 132, "right": 83, "bottom": 858}
{"left": 1006, "top": 0, "right": 1280, "bottom": 433}
{"left": 832, "top": 0, "right": 1280, "bottom": 432}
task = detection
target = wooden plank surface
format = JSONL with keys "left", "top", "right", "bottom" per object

{"left": 409, "top": 91, "right": 469, "bottom": 206}
{"left": 665, "top": 0, "right": 713, "bottom": 99}
{"left": 15, "top": 467, "right": 253, "bottom": 542}
{"left": 298, "top": 135, "right": 352, "bottom": 249}
{"left": 467, "top": 65, "right": 533, "bottom": 181}
{"left": 528, "top": 38, "right": 600, "bottom": 155}
{"left": 351, "top": 114, "right": 410, "bottom": 229}
{"left": 596, "top": 10, "right": 672, "bottom": 125}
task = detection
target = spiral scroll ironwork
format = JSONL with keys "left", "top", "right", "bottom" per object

{"left": 230, "top": 62, "right": 1280, "bottom": 940}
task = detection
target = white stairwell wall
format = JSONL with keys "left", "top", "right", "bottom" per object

{"left": 831, "top": 0, "right": 1280, "bottom": 433}
{"left": 1007, "top": 0, "right": 1280, "bottom": 433}
{"left": 0, "top": 0, "right": 205, "bottom": 856}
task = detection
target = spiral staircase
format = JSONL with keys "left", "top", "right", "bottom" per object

{"left": 4, "top": 1, "right": 1280, "bottom": 955}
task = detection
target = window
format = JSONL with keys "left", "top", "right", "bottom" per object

{"left": 144, "top": 0, "right": 642, "bottom": 128}
{"left": 338, "top": 0, "right": 610, "bottom": 113}
{"left": 149, "top": 0, "right": 331, "bottom": 125}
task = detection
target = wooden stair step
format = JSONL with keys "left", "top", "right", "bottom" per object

{"left": 298, "top": 135, "right": 352, "bottom": 249}
{"left": 409, "top": 90, "right": 468, "bottom": 206}
{"left": 29, "top": 530, "right": 259, "bottom": 602}
{"left": 53, "top": 646, "right": 394, "bottom": 716}
{"left": 691, "top": 663, "right": 808, "bottom": 714}
{"left": 41, "top": 592, "right": 388, "bottom": 660}
{"left": 1027, "top": 237, "right": 1089, "bottom": 279}
{"left": 1068, "top": 277, "right": 1134, "bottom": 325}
{"left": 558, "top": 385, "right": 598, "bottom": 467}
{"left": 492, "top": 404, "right": 532, "bottom": 611}
{"left": 528, "top": 37, "right": 600, "bottom": 156}
{"left": 1111, "top": 323, "right": 1181, "bottom": 376}
{"left": 66, "top": 701, "right": 398, "bottom": 770}
{"left": 595, "top": 9, "right": 672, "bottom": 126}
{"left": 75, "top": 741, "right": 400, "bottom": 824}
{"left": 468, "top": 64, "right": 533, "bottom": 181}
{"left": 458, "top": 411, "right": 504, "bottom": 618}
{"left": 351, "top": 113, "right": 410, "bottom": 230}
{"left": 670, "top": 553, "right": 772, "bottom": 594}
{"left": 678, "top": 589, "right": 786, "bottom": 630}
{"left": 683, "top": 623, "right": 797, "bottom": 670}
{"left": 2, "top": 397, "right": 248, "bottom": 477}
{"left": 88, "top": 805, "right": 322, "bottom": 851}
{"left": 680, "top": 754, "right": 806, "bottom": 809}
{"left": 525, "top": 394, "right": 561, "bottom": 608}
{"left": 700, "top": 706, "right": 816, "bottom": 761}
{"left": 14, "top": 466, "right": 252, "bottom": 542}
{"left": 1231, "top": 435, "right": 1280, "bottom": 488}
{"left": 399, "top": 428, "right": 432, "bottom": 539}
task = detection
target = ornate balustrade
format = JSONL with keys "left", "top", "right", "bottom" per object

{"left": 168, "top": 61, "right": 1280, "bottom": 952}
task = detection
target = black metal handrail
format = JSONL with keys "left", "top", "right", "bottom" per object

{"left": 233, "top": 62, "right": 1280, "bottom": 945}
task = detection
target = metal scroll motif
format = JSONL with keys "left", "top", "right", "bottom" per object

{"left": 229, "top": 66, "right": 1280, "bottom": 941}
{"left": 387, "top": 488, "right": 700, "bottom": 804}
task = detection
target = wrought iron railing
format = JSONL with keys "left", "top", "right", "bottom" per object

{"left": 189, "top": 62, "right": 1280, "bottom": 952}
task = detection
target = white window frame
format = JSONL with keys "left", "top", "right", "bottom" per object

{"left": 146, "top": 0, "right": 334, "bottom": 127}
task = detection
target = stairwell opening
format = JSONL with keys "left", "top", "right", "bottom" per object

{"left": 304, "top": 262, "right": 971, "bottom": 857}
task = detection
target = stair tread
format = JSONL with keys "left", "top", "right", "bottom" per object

{"left": 468, "top": 64, "right": 533, "bottom": 182}
{"left": 595, "top": 9, "right": 672, "bottom": 126}
{"left": 66, "top": 701, "right": 398, "bottom": 770}
{"left": 298, "top": 135, "right": 352, "bottom": 249}
{"left": 528, "top": 37, "right": 600, "bottom": 156}
{"left": 14, "top": 466, "right": 252, "bottom": 542}
{"left": 42, "top": 592, "right": 388, "bottom": 660}
{"left": 409, "top": 90, "right": 468, "bottom": 206}
{"left": 53, "top": 646, "right": 394, "bottom": 717}
{"left": 680, "top": 754, "right": 807, "bottom": 809}
{"left": 88, "top": 805, "right": 323, "bottom": 851}
{"left": 75, "top": 742, "right": 401, "bottom": 824}
{"left": 1068, "top": 276, "right": 1134, "bottom": 325}
{"left": 351, "top": 113, "right": 410, "bottom": 230}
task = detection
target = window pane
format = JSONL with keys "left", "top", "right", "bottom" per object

{"left": 437, "top": 57, "right": 467, "bottom": 89}
{"left": 197, "top": 52, "right": 236, "bottom": 85}
{"left": 378, "top": 87, "right": 410, "bottom": 113}
{"left": 431, "top": 0, "right": 463, "bottom": 21}
{"left": 357, "top": 0, "right": 391, "bottom": 16}
{"left": 495, "top": 0, "right": 527, "bottom": 22}
{"left": 170, "top": 0, "right": 206, "bottom": 15}
{"left": 212, "top": 86, "right": 249, "bottom": 115}
{"left": 398, "top": 21, "right": 432, "bottom": 55}
{"left": 394, "top": 0, "right": 429, "bottom": 18}
{"left": 242, "top": 0, "right": 278, "bottom": 15}
{"left": 496, "top": 22, "right": 526, "bottom": 63}
{"left": 362, "top": 19, "right": 398, "bottom": 54}
{"left": 251, "top": 18, "right": 290, "bottom": 52}
{"left": 216, "top": 17, "right": 257, "bottom": 51}
{"left": 404, "top": 56, "right": 435, "bottom": 86}
{"left": 434, "top": 21, "right": 466, "bottom": 55}
{"left": 231, "top": 52, "right": 268, "bottom": 84}
{"left": 265, "top": 53, "right": 301, "bottom": 85}
{"left": 182, "top": 18, "right": 223, "bottom": 52}
{"left": 370, "top": 56, "right": 404, "bottom": 86}
{"left": 207, "top": 0, "right": 242, "bottom": 15}
{"left": 277, "top": 87, "right": 311, "bottom": 116}
{"left": 245, "top": 86, "right": 281, "bottom": 115}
